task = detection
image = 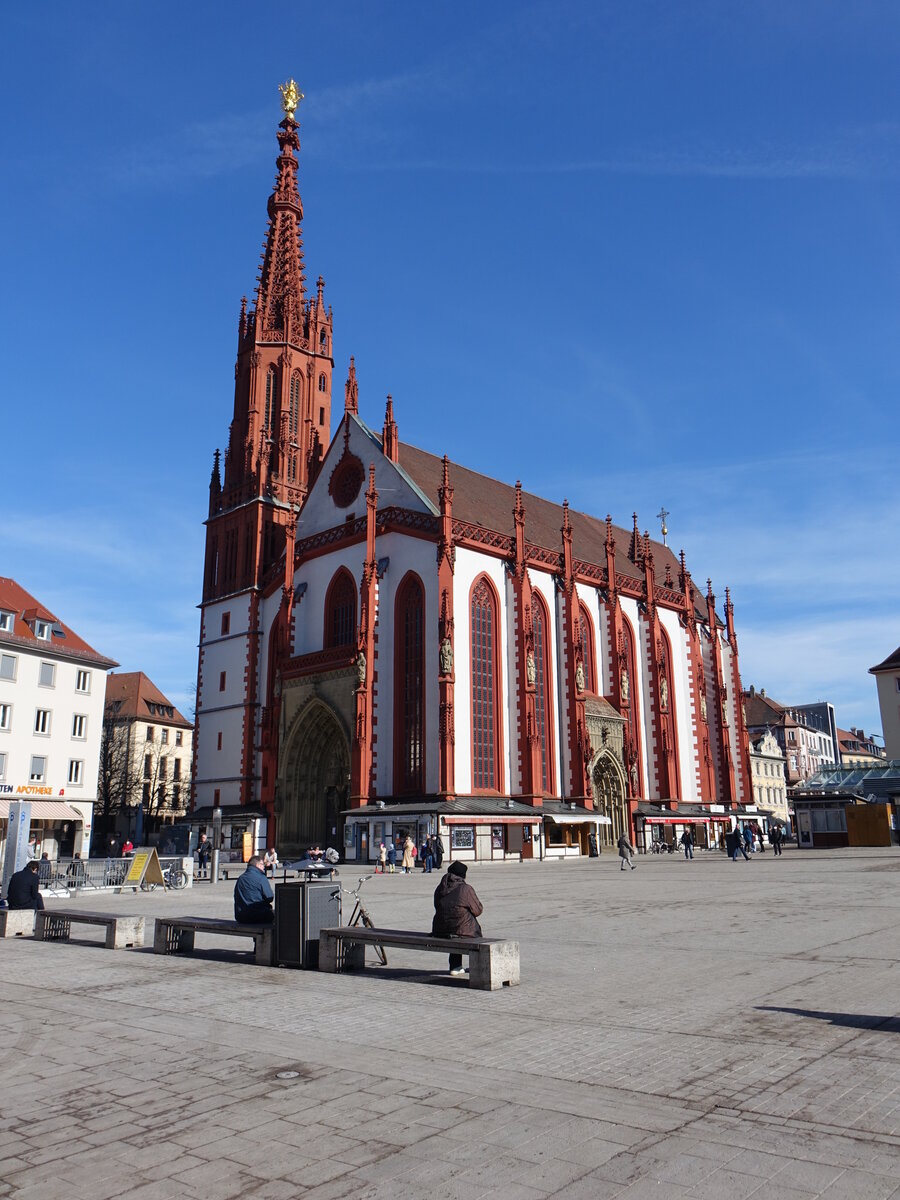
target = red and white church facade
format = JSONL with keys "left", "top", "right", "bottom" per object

{"left": 194, "top": 90, "right": 753, "bottom": 864}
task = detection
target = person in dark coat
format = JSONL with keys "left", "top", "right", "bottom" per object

{"left": 233, "top": 856, "right": 274, "bottom": 924}
{"left": 432, "top": 833, "right": 444, "bottom": 869}
{"left": 7, "top": 861, "right": 44, "bottom": 910}
{"left": 432, "top": 861, "right": 483, "bottom": 976}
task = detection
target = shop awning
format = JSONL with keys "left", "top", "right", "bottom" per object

{"left": 642, "top": 815, "right": 711, "bottom": 824}
{"left": 442, "top": 814, "right": 535, "bottom": 825}
{"left": 548, "top": 814, "right": 613, "bottom": 825}
{"left": 0, "top": 800, "right": 82, "bottom": 821}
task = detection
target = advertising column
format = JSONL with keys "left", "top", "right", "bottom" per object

{"left": 1, "top": 800, "right": 33, "bottom": 898}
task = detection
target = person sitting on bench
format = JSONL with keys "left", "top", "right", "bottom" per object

{"left": 431, "top": 861, "right": 483, "bottom": 977}
{"left": 7, "top": 860, "right": 44, "bottom": 911}
{"left": 233, "top": 855, "right": 274, "bottom": 924}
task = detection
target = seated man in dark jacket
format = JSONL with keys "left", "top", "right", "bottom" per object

{"left": 233, "top": 855, "right": 274, "bottom": 924}
{"left": 7, "top": 861, "right": 44, "bottom": 910}
{"left": 432, "top": 861, "right": 483, "bottom": 976}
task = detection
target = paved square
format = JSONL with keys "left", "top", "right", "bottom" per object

{"left": 3, "top": 846, "right": 900, "bottom": 1198}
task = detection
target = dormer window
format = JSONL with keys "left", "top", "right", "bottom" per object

{"left": 0, "top": 611, "right": 12, "bottom": 632}
{"left": 34, "top": 620, "right": 51, "bottom": 640}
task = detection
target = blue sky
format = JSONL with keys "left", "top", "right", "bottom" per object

{"left": 3, "top": 1, "right": 897, "bottom": 739}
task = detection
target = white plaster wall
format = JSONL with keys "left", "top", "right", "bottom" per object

{"left": 453, "top": 547, "right": 513, "bottom": 795}
{"left": 532, "top": 569, "right": 562, "bottom": 796}
{"left": 620, "top": 597, "right": 651, "bottom": 798}
{"left": 658, "top": 607, "right": 698, "bottom": 804}
{"left": 876, "top": 673, "right": 900, "bottom": 759}
{"left": 0, "top": 646, "right": 107, "bottom": 804}
{"left": 196, "top": 594, "right": 253, "bottom": 805}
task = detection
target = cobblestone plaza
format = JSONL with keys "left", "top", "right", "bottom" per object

{"left": 3, "top": 847, "right": 900, "bottom": 1199}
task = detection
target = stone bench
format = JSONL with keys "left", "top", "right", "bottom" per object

{"left": 35, "top": 909, "right": 145, "bottom": 949}
{"left": 0, "top": 909, "right": 37, "bottom": 937}
{"left": 153, "top": 916, "right": 274, "bottom": 966}
{"left": 318, "top": 927, "right": 520, "bottom": 990}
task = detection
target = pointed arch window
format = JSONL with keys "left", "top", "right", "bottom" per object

{"left": 533, "top": 594, "right": 555, "bottom": 793}
{"left": 264, "top": 368, "right": 277, "bottom": 431}
{"left": 289, "top": 373, "right": 301, "bottom": 441}
{"left": 318, "top": 373, "right": 327, "bottom": 393}
{"left": 324, "top": 569, "right": 357, "bottom": 649}
{"left": 470, "top": 576, "right": 502, "bottom": 791}
{"left": 622, "top": 617, "right": 642, "bottom": 796}
{"left": 578, "top": 602, "right": 596, "bottom": 694}
{"left": 394, "top": 574, "right": 425, "bottom": 794}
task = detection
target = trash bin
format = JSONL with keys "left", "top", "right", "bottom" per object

{"left": 274, "top": 880, "right": 341, "bottom": 968}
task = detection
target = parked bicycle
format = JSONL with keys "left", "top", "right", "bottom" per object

{"left": 331, "top": 874, "right": 387, "bottom": 965}
{"left": 141, "top": 862, "right": 189, "bottom": 891}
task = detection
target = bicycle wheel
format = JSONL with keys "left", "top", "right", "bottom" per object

{"left": 168, "top": 868, "right": 189, "bottom": 890}
{"left": 140, "top": 881, "right": 159, "bottom": 892}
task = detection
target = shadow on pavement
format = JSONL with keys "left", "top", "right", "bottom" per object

{"left": 757, "top": 1006, "right": 900, "bottom": 1031}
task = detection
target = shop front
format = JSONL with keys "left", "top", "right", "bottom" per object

{"left": 0, "top": 797, "right": 93, "bottom": 861}
{"left": 542, "top": 809, "right": 612, "bottom": 858}
{"left": 185, "top": 805, "right": 269, "bottom": 862}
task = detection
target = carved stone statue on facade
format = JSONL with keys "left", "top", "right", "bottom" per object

{"left": 620, "top": 667, "right": 629, "bottom": 703}
{"left": 356, "top": 649, "right": 366, "bottom": 686}
{"left": 630, "top": 761, "right": 639, "bottom": 793}
{"left": 575, "top": 661, "right": 585, "bottom": 694}
{"left": 659, "top": 673, "right": 668, "bottom": 711}
{"left": 440, "top": 637, "right": 453, "bottom": 676}
{"left": 699, "top": 691, "right": 707, "bottom": 722}
{"left": 526, "top": 650, "right": 536, "bottom": 686}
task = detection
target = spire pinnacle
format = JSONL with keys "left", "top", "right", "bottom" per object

{"left": 344, "top": 357, "right": 359, "bottom": 415}
{"left": 628, "top": 512, "right": 642, "bottom": 563}
{"left": 255, "top": 86, "right": 306, "bottom": 338}
{"left": 382, "top": 394, "right": 398, "bottom": 462}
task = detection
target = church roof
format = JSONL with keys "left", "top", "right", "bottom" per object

{"left": 397, "top": 442, "right": 709, "bottom": 618}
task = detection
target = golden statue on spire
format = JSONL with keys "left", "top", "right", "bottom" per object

{"left": 279, "top": 79, "right": 303, "bottom": 121}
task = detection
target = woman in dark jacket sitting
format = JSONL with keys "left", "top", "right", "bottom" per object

{"left": 432, "top": 861, "right": 483, "bottom": 976}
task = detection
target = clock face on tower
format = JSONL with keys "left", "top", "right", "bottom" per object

{"left": 328, "top": 451, "right": 365, "bottom": 509}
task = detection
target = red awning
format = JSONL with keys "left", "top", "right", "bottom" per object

{"left": 643, "top": 815, "right": 711, "bottom": 824}
{"left": 441, "top": 815, "right": 535, "bottom": 825}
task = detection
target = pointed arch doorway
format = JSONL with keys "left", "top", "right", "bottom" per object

{"left": 278, "top": 700, "right": 350, "bottom": 855}
{"left": 591, "top": 751, "right": 627, "bottom": 847}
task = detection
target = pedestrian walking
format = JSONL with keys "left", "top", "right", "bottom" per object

{"left": 617, "top": 833, "right": 637, "bottom": 871}
{"left": 387, "top": 843, "right": 396, "bottom": 873}
{"left": 770, "top": 825, "right": 783, "bottom": 856}
{"left": 421, "top": 838, "right": 434, "bottom": 873}
{"left": 432, "top": 833, "right": 444, "bottom": 869}
{"left": 680, "top": 829, "right": 694, "bottom": 860}
{"left": 197, "top": 833, "right": 212, "bottom": 878}
{"left": 376, "top": 842, "right": 387, "bottom": 873}
{"left": 729, "top": 828, "right": 750, "bottom": 861}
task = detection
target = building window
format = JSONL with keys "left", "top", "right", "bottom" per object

{"left": 30, "top": 756, "right": 46, "bottom": 782}
{"left": 72, "top": 714, "right": 87, "bottom": 739}
{"left": 158, "top": 758, "right": 167, "bottom": 780}
{"left": 394, "top": 573, "right": 425, "bottom": 794}
{"left": 219, "top": 671, "right": 226, "bottom": 691}
{"left": 319, "top": 406, "right": 325, "bottom": 425}
{"left": 68, "top": 759, "right": 83, "bottom": 785}
{"left": 621, "top": 617, "right": 642, "bottom": 794}
{"left": 578, "top": 603, "right": 596, "bottom": 693}
{"left": 533, "top": 594, "right": 554, "bottom": 793}
{"left": 0, "top": 704, "right": 10, "bottom": 731}
{"left": 143, "top": 782, "right": 150, "bottom": 804}
{"left": 0, "top": 653, "right": 16, "bottom": 681}
{"left": 470, "top": 576, "right": 501, "bottom": 791}
{"left": 75, "top": 669, "right": 91, "bottom": 693}
{"left": 144, "top": 754, "right": 152, "bottom": 779}
{"left": 221, "top": 611, "right": 230, "bottom": 636}
{"left": 264, "top": 368, "right": 277, "bottom": 430}
{"left": 175, "top": 730, "right": 183, "bottom": 747}
{"left": 161, "top": 728, "right": 168, "bottom": 745}
{"left": 318, "top": 373, "right": 327, "bottom": 392}
{"left": 39, "top": 661, "right": 56, "bottom": 688}
{"left": 146, "top": 725, "right": 154, "bottom": 742}
{"left": 324, "top": 569, "right": 357, "bottom": 649}
{"left": 290, "top": 373, "right": 301, "bottom": 440}
{"left": 213, "top": 788, "right": 221, "bottom": 805}
{"left": 450, "top": 825, "right": 475, "bottom": 851}
{"left": 173, "top": 758, "right": 181, "bottom": 781}
{"left": 34, "top": 709, "right": 51, "bottom": 735}
{"left": 0, "top": 611, "right": 12, "bottom": 632}
{"left": 217, "top": 731, "right": 223, "bottom": 751}
{"left": 34, "top": 620, "right": 51, "bottom": 640}
{"left": 0, "top": 751, "right": 6, "bottom": 780}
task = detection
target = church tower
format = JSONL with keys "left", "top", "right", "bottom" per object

{"left": 195, "top": 82, "right": 333, "bottom": 814}
{"left": 203, "top": 80, "right": 333, "bottom": 603}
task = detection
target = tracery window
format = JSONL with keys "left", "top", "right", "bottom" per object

{"left": 264, "top": 368, "right": 277, "bottom": 431}
{"left": 578, "top": 602, "right": 596, "bottom": 693}
{"left": 318, "top": 373, "right": 327, "bottom": 393}
{"left": 394, "top": 574, "right": 425, "bottom": 793}
{"left": 533, "top": 594, "right": 554, "bottom": 793}
{"left": 324, "top": 569, "right": 357, "bottom": 649}
{"left": 289, "top": 373, "right": 301, "bottom": 441}
{"left": 470, "top": 576, "right": 501, "bottom": 791}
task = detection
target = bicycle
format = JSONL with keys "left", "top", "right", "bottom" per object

{"left": 332, "top": 874, "right": 387, "bottom": 965}
{"left": 141, "top": 862, "right": 189, "bottom": 891}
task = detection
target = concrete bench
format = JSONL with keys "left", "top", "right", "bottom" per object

{"left": 0, "top": 909, "right": 37, "bottom": 937}
{"left": 153, "top": 916, "right": 274, "bottom": 966}
{"left": 35, "top": 909, "right": 145, "bottom": 949}
{"left": 318, "top": 927, "right": 520, "bottom": 990}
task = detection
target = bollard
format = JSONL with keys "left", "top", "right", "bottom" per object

{"left": 210, "top": 806, "right": 222, "bottom": 887}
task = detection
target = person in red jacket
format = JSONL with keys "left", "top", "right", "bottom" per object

{"left": 431, "top": 861, "right": 483, "bottom": 977}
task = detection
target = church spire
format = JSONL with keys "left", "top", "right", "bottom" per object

{"left": 256, "top": 81, "right": 306, "bottom": 338}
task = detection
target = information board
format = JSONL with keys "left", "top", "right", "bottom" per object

{"left": 121, "top": 847, "right": 166, "bottom": 889}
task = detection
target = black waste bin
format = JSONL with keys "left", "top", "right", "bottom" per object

{"left": 275, "top": 880, "right": 341, "bottom": 968}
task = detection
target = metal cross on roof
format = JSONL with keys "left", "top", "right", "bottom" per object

{"left": 657, "top": 506, "right": 670, "bottom": 545}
